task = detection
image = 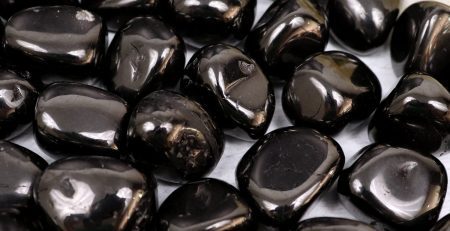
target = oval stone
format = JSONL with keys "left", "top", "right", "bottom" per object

{"left": 105, "top": 16, "right": 185, "bottom": 104}
{"left": 0, "top": 0, "right": 79, "bottom": 18}
{"left": 158, "top": 178, "right": 254, "bottom": 230}
{"left": 295, "top": 217, "right": 377, "bottom": 231}
{"left": 35, "top": 156, "right": 157, "bottom": 231}
{"left": 327, "top": 0, "right": 400, "bottom": 54}
{"left": 369, "top": 73, "right": 450, "bottom": 153}
{"left": 236, "top": 127, "right": 344, "bottom": 226}
{"left": 0, "top": 68, "right": 38, "bottom": 139}
{"left": 34, "top": 83, "right": 128, "bottom": 156}
{"left": 127, "top": 90, "right": 224, "bottom": 183}
{"left": 167, "top": 0, "right": 256, "bottom": 47}
{"left": 182, "top": 44, "right": 275, "bottom": 140}
{"left": 391, "top": 2, "right": 450, "bottom": 86}
{"left": 282, "top": 51, "right": 381, "bottom": 134}
{"left": 245, "top": 0, "right": 328, "bottom": 80}
{"left": 4, "top": 6, "right": 106, "bottom": 73}
{"left": 338, "top": 144, "right": 447, "bottom": 230}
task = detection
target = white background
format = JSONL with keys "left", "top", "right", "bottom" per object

{"left": 11, "top": 0, "right": 450, "bottom": 224}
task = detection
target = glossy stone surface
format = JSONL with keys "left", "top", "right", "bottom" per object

{"left": 295, "top": 217, "right": 377, "bottom": 231}
{"left": 167, "top": 0, "right": 256, "bottom": 47}
{"left": 106, "top": 16, "right": 185, "bottom": 104}
{"left": 369, "top": 73, "right": 450, "bottom": 153}
{"left": 79, "top": 0, "right": 163, "bottom": 31}
{"left": 35, "top": 83, "right": 128, "bottom": 156}
{"left": 4, "top": 6, "right": 105, "bottom": 73}
{"left": 282, "top": 51, "right": 381, "bottom": 134}
{"left": 338, "top": 144, "right": 447, "bottom": 230}
{"left": 182, "top": 44, "right": 275, "bottom": 140}
{"left": 0, "top": 0, "right": 79, "bottom": 18}
{"left": 35, "top": 156, "right": 157, "bottom": 231}
{"left": 236, "top": 127, "right": 344, "bottom": 226}
{"left": 245, "top": 0, "right": 328, "bottom": 80}
{"left": 0, "top": 141, "right": 47, "bottom": 210}
{"left": 328, "top": 0, "right": 399, "bottom": 54}
{"left": 391, "top": 2, "right": 450, "bottom": 86}
{"left": 432, "top": 213, "right": 450, "bottom": 231}
{"left": 158, "top": 178, "right": 254, "bottom": 230}
{"left": 0, "top": 68, "right": 38, "bottom": 139}
{"left": 127, "top": 90, "right": 224, "bottom": 183}
{"left": 0, "top": 211, "right": 41, "bottom": 231}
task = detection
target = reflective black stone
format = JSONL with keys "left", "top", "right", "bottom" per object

{"left": 34, "top": 83, "right": 128, "bottom": 157}
{"left": 369, "top": 73, "right": 450, "bottom": 153}
{"left": 35, "top": 156, "right": 157, "bottom": 231}
{"left": 0, "top": 0, "right": 79, "bottom": 18}
{"left": 432, "top": 213, "right": 450, "bottom": 231}
{"left": 0, "top": 68, "right": 38, "bottom": 139}
{"left": 338, "top": 144, "right": 447, "bottom": 230}
{"left": 328, "top": 0, "right": 399, "bottom": 54}
{"left": 4, "top": 6, "right": 106, "bottom": 74}
{"left": 182, "top": 44, "right": 275, "bottom": 140}
{"left": 282, "top": 51, "right": 381, "bottom": 134}
{"left": 158, "top": 178, "right": 254, "bottom": 230}
{"left": 167, "top": 0, "right": 256, "bottom": 47}
{"left": 127, "top": 90, "right": 224, "bottom": 183}
{"left": 79, "top": 0, "right": 163, "bottom": 31}
{"left": 236, "top": 127, "right": 344, "bottom": 226}
{"left": 106, "top": 16, "right": 185, "bottom": 104}
{"left": 295, "top": 217, "right": 377, "bottom": 231}
{"left": 245, "top": 0, "right": 329, "bottom": 80}
{"left": 391, "top": 2, "right": 450, "bottom": 86}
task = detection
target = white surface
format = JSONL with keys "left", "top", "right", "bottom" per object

{"left": 10, "top": 0, "right": 450, "bottom": 224}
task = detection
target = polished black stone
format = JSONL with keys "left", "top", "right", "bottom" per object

{"left": 35, "top": 156, "right": 157, "bottom": 231}
{"left": 34, "top": 83, "right": 128, "bottom": 157}
{"left": 369, "top": 73, "right": 450, "bottom": 153}
{"left": 282, "top": 51, "right": 381, "bottom": 134}
{"left": 4, "top": 6, "right": 106, "bottom": 74}
{"left": 106, "top": 16, "right": 185, "bottom": 104}
{"left": 79, "top": 0, "right": 163, "bottom": 31}
{"left": 245, "top": 0, "right": 329, "bottom": 80}
{"left": 328, "top": 0, "right": 399, "bottom": 54}
{"left": 236, "top": 127, "right": 344, "bottom": 226}
{"left": 0, "top": 141, "right": 47, "bottom": 210}
{"left": 167, "top": 0, "right": 256, "bottom": 47}
{"left": 127, "top": 90, "right": 224, "bottom": 183}
{"left": 158, "top": 178, "right": 254, "bottom": 230}
{"left": 0, "top": 68, "right": 38, "bottom": 139}
{"left": 182, "top": 44, "right": 275, "bottom": 140}
{"left": 432, "top": 213, "right": 450, "bottom": 231}
{"left": 338, "top": 144, "right": 447, "bottom": 230}
{"left": 0, "top": 0, "right": 79, "bottom": 18}
{"left": 391, "top": 2, "right": 450, "bottom": 86}
{"left": 295, "top": 217, "right": 377, "bottom": 231}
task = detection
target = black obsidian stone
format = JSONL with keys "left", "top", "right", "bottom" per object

{"left": 3, "top": 6, "right": 105, "bottom": 74}
{"left": 338, "top": 144, "right": 447, "bottom": 230}
{"left": 105, "top": 16, "right": 185, "bottom": 104}
{"left": 295, "top": 217, "right": 377, "bottom": 231}
{"left": 0, "top": 68, "right": 38, "bottom": 139}
{"left": 127, "top": 90, "right": 224, "bottom": 183}
{"left": 245, "top": 0, "right": 329, "bottom": 80}
{"left": 327, "top": 0, "right": 399, "bottom": 54}
{"left": 391, "top": 2, "right": 450, "bottom": 86}
{"left": 166, "top": 0, "right": 256, "bottom": 47}
{"left": 79, "top": 0, "right": 163, "bottom": 31}
{"left": 432, "top": 213, "right": 450, "bottom": 231}
{"left": 158, "top": 178, "right": 254, "bottom": 230}
{"left": 35, "top": 156, "right": 157, "bottom": 231}
{"left": 34, "top": 83, "right": 128, "bottom": 157}
{"left": 182, "top": 44, "right": 275, "bottom": 140}
{"left": 236, "top": 127, "right": 344, "bottom": 226}
{"left": 369, "top": 73, "right": 450, "bottom": 153}
{"left": 0, "top": 0, "right": 79, "bottom": 18}
{"left": 282, "top": 51, "right": 381, "bottom": 134}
